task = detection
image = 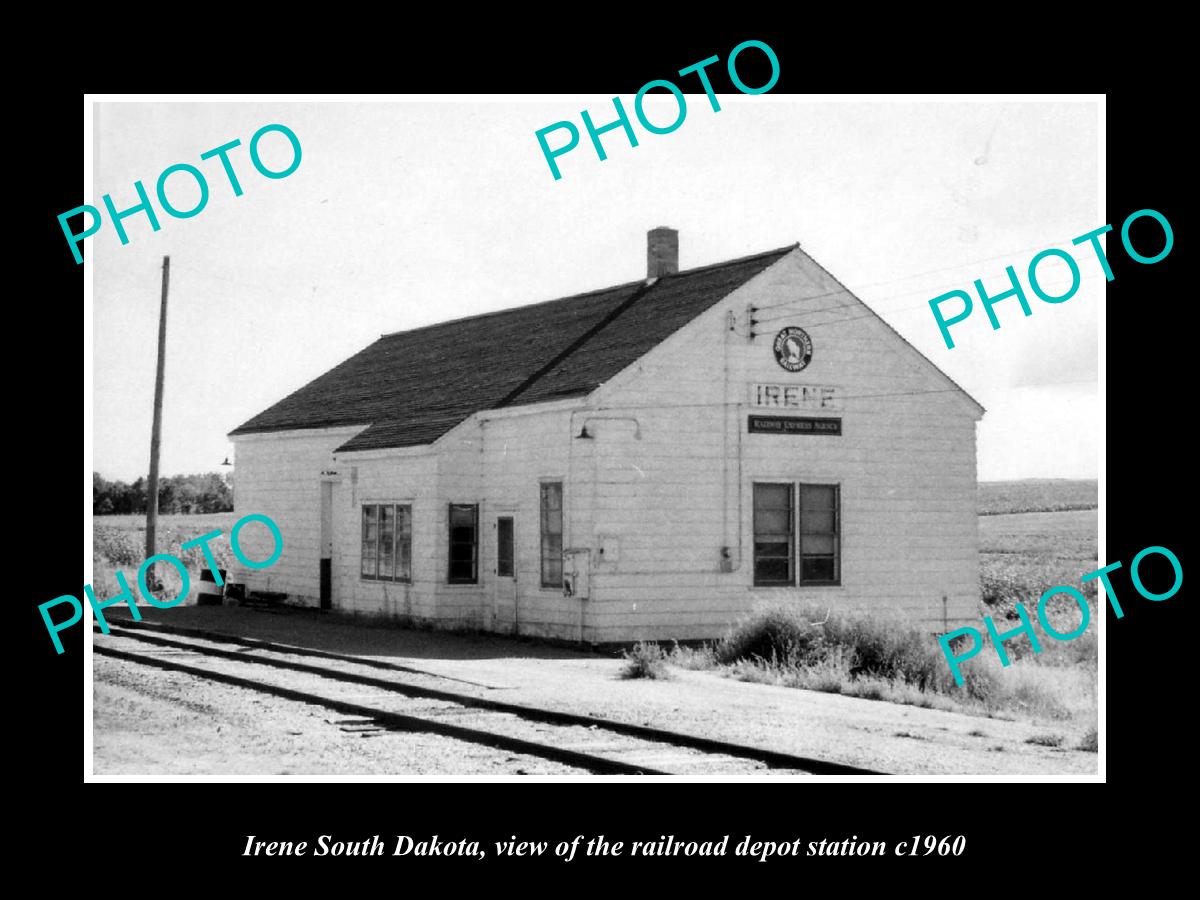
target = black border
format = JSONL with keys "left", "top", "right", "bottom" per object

{"left": 26, "top": 21, "right": 1191, "bottom": 887}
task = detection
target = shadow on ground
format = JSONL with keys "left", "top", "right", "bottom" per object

{"left": 105, "top": 605, "right": 606, "bottom": 662}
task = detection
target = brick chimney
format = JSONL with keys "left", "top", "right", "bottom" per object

{"left": 647, "top": 226, "right": 679, "bottom": 278}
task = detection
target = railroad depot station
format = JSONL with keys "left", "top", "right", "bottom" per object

{"left": 228, "top": 228, "right": 984, "bottom": 643}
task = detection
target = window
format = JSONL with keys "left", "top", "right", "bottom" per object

{"left": 752, "top": 482, "right": 840, "bottom": 586}
{"left": 799, "top": 483, "right": 839, "bottom": 584}
{"left": 540, "top": 482, "right": 563, "bottom": 588}
{"left": 496, "top": 517, "right": 514, "bottom": 578}
{"left": 448, "top": 504, "right": 478, "bottom": 584}
{"left": 753, "top": 483, "right": 794, "bottom": 585}
{"left": 361, "top": 503, "right": 412, "bottom": 582}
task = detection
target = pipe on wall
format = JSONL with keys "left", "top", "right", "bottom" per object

{"left": 581, "top": 311, "right": 745, "bottom": 577}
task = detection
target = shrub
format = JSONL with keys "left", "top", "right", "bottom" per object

{"left": 702, "top": 603, "right": 1095, "bottom": 727}
{"left": 784, "top": 645, "right": 855, "bottom": 694}
{"left": 714, "top": 605, "right": 826, "bottom": 667}
{"left": 1078, "top": 726, "right": 1098, "bottom": 752}
{"left": 1025, "top": 733, "right": 1064, "bottom": 748}
{"left": 717, "top": 605, "right": 942, "bottom": 683}
{"left": 621, "top": 642, "right": 670, "bottom": 680}
{"left": 1034, "top": 601, "right": 1098, "bottom": 668}
{"left": 822, "top": 613, "right": 947, "bottom": 689}
{"left": 956, "top": 662, "right": 1005, "bottom": 705}
{"left": 668, "top": 641, "right": 716, "bottom": 670}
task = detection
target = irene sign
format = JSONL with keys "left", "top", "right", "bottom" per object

{"left": 751, "top": 383, "right": 842, "bottom": 412}
{"left": 748, "top": 415, "right": 842, "bottom": 436}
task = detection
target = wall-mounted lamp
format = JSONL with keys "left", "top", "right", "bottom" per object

{"left": 220, "top": 457, "right": 232, "bottom": 467}
{"left": 577, "top": 417, "right": 642, "bottom": 440}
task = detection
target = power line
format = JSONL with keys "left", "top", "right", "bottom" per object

{"left": 590, "top": 389, "right": 963, "bottom": 413}
{"left": 170, "top": 262, "right": 394, "bottom": 319}
{"left": 745, "top": 273, "right": 1093, "bottom": 334}
{"left": 749, "top": 244, "right": 1102, "bottom": 316}
{"left": 578, "top": 381, "right": 1096, "bottom": 415}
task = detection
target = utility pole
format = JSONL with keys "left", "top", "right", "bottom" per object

{"left": 146, "top": 256, "right": 169, "bottom": 560}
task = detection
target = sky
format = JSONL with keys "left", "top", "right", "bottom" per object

{"left": 90, "top": 98, "right": 1100, "bottom": 483}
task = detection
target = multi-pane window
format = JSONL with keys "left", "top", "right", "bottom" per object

{"left": 448, "top": 504, "right": 478, "bottom": 584}
{"left": 361, "top": 503, "right": 412, "bottom": 582}
{"left": 753, "top": 482, "right": 840, "bottom": 586}
{"left": 540, "top": 482, "right": 563, "bottom": 588}
{"left": 799, "top": 484, "right": 839, "bottom": 583}
{"left": 753, "top": 483, "right": 794, "bottom": 585}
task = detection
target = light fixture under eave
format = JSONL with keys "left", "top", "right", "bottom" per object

{"left": 220, "top": 457, "right": 233, "bottom": 466}
{"left": 576, "top": 426, "right": 594, "bottom": 439}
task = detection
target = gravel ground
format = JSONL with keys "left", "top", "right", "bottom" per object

{"left": 95, "top": 607, "right": 1099, "bottom": 776}
{"left": 93, "top": 654, "right": 583, "bottom": 776}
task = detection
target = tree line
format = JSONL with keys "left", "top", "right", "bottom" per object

{"left": 93, "top": 471, "right": 233, "bottom": 515}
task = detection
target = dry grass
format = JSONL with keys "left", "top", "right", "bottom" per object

{"left": 1025, "top": 733, "right": 1065, "bottom": 748}
{"left": 666, "top": 641, "right": 717, "bottom": 670}
{"left": 621, "top": 642, "right": 670, "bottom": 680}
{"left": 667, "top": 602, "right": 1096, "bottom": 727}
{"left": 978, "top": 509, "right": 1098, "bottom": 615}
{"left": 973, "top": 502, "right": 1099, "bottom": 737}
{"left": 1077, "top": 726, "right": 1098, "bottom": 752}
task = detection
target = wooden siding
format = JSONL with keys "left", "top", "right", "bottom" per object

{"left": 229, "top": 428, "right": 363, "bottom": 603}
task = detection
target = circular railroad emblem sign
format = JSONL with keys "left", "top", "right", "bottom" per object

{"left": 773, "top": 326, "right": 813, "bottom": 372}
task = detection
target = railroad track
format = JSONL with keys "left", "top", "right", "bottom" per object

{"left": 94, "top": 620, "right": 883, "bottom": 777}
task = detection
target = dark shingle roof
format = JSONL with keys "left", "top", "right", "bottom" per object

{"left": 230, "top": 245, "right": 796, "bottom": 451}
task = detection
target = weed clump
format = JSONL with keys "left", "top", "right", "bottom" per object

{"left": 714, "top": 606, "right": 826, "bottom": 667}
{"left": 1025, "top": 733, "right": 1065, "bottom": 748}
{"left": 671, "top": 603, "right": 1095, "bottom": 727}
{"left": 1077, "top": 727, "right": 1098, "bottom": 752}
{"left": 621, "top": 642, "right": 670, "bottom": 680}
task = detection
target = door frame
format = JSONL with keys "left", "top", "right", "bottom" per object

{"left": 492, "top": 508, "right": 518, "bottom": 633}
{"left": 318, "top": 476, "right": 337, "bottom": 610}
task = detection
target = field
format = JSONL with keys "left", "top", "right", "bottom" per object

{"left": 97, "top": 512, "right": 238, "bottom": 539}
{"left": 92, "top": 512, "right": 238, "bottom": 604}
{"left": 978, "top": 479, "right": 1097, "bottom": 516}
{"left": 977, "top": 480, "right": 1097, "bottom": 609}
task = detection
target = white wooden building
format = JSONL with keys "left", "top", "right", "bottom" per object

{"left": 229, "top": 229, "right": 984, "bottom": 642}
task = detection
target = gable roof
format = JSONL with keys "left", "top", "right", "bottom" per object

{"left": 230, "top": 245, "right": 796, "bottom": 452}
{"left": 793, "top": 246, "right": 986, "bottom": 419}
